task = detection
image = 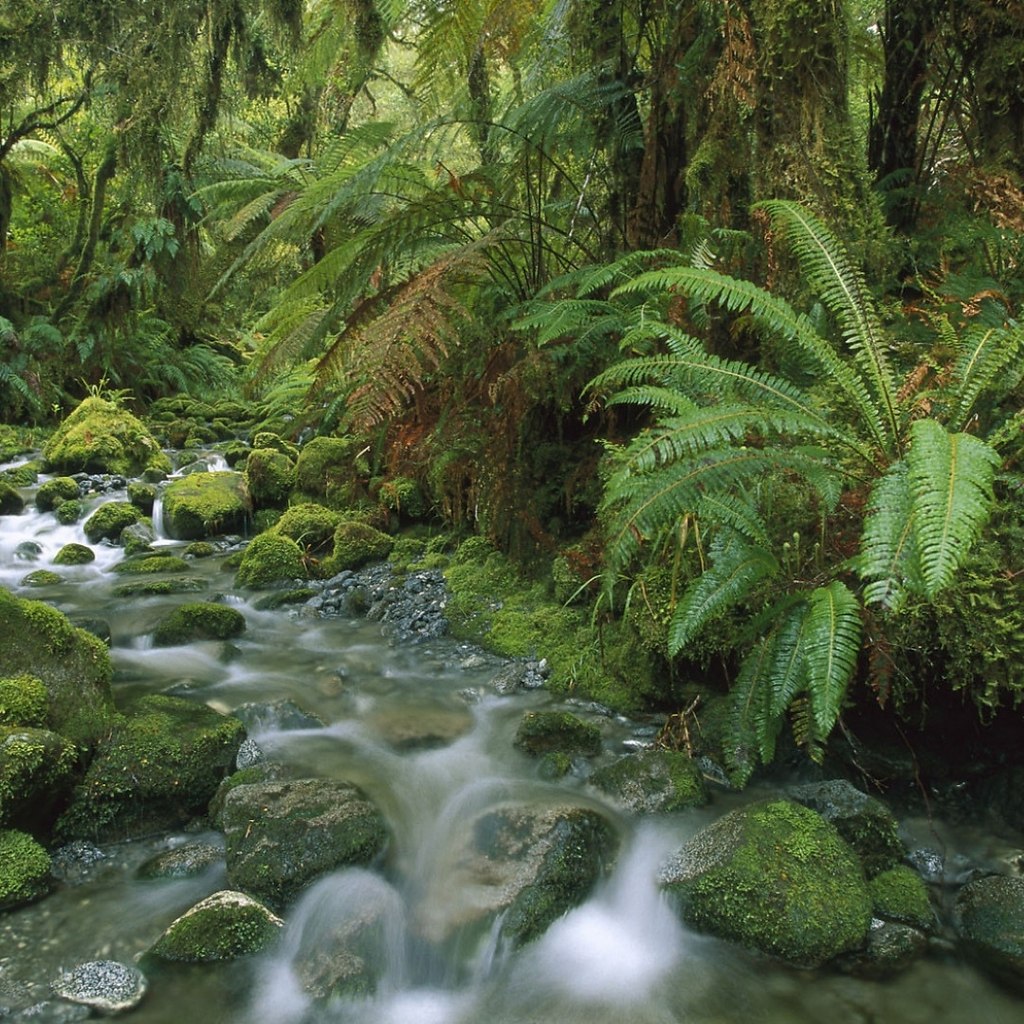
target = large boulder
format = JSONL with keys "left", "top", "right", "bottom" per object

{"left": 416, "top": 802, "right": 619, "bottom": 950}
{"left": 161, "top": 471, "right": 249, "bottom": 540}
{"left": 956, "top": 874, "right": 1024, "bottom": 988}
{"left": 293, "top": 436, "right": 367, "bottom": 508}
{"left": 513, "top": 710, "right": 602, "bottom": 757}
{"left": 0, "top": 589, "right": 116, "bottom": 748}
{"left": 659, "top": 800, "right": 872, "bottom": 967}
{"left": 151, "top": 602, "right": 247, "bottom": 646}
{"left": 146, "top": 890, "right": 283, "bottom": 963}
{"left": 55, "top": 695, "right": 245, "bottom": 842}
{"left": 222, "top": 778, "right": 388, "bottom": 909}
{"left": 589, "top": 749, "right": 708, "bottom": 813}
{"left": 235, "top": 532, "right": 309, "bottom": 589}
{"left": 0, "top": 828, "right": 52, "bottom": 910}
{"left": 243, "top": 448, "right": 295, "bottom": 510}
{"left": 42, "top": 396, "right": 170, "bottom": 477}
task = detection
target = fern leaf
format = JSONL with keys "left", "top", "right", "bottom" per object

{"left": 726, "top": 635, "right": 776, "bottom": 786}
{"left": 858, "top": 460, "right": 919, "bottom": 610}
{"left": 696, "top": 493, "right": 772, "bottom": 548}
{"left": 667, "top": 533, "right": 779, "bottom": 656}
{"left": 906, "top": 418, "right": 999, "bottom": 599}
{"left": 803, "top": 582, "right": 861, "bottom": 738}
{"left": 948, "top": 322, "right": 1024, "bottom": 431}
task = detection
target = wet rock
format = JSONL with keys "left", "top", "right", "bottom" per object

{"left": 513, "top": 710, "right": 602, "bottom": 757}
{"left": 120, "top": 521, "right": 156, "bottom": 556}
{"left": 0, "top": 482, "right": 25, "bottom": 515}
{"left": 222, "top": 778, "right": 388, "bottom": 909}
{"left": 589, "top": 748, "right": 708, "bottom": 813}
{"left": 51, "top": 960, "right": 147, "bottom": 1014}
{"left": 839, "top": 918, "right": 928, "bottom": 979}
{"left": 416, "top": 803, "right": 618, "bottom": 949}
{"left": 151, "top": 602, "right": 246, "bottom": 646}
{"left": 161, "top": 471, "right": 249, "bottom": 541}
{"left": 234, "top": 738, "right": 265, "bottom": 770}
{"left": 956, "top": 874, "right": 1024, "bottom": 988}
{"left": 49, "top": 841, "right": 107, "bottom": 885}
{"left": 14, "top": 541, "right": 42, "bottom": 561}
{"left": 868, "top": 865, "right": 934, "bottom": 930}
{"left": 146, "top": 890, "right": 282, "bottom": 962}
{"left": 788, "top": 779, "right": 905, "bottom": 877}
{"left": 232, "top": 699, "right": 325, "bottom": 733}
{"left": 0, "top": 727, "right": 78, "bottom": 833}
{"left": 1, "top": 1000, "right": 92, "bottom": 1021}
{"left": 137, "top": 841, "right": 224, "bottom": 880}
{"left": 659, "top": 799, "right": 872, "bottom": 967}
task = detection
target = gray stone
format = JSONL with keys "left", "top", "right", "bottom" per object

{"left": 956, "top": 874, "right": 1024, "bottom": 988}
{"left": 137, "top": 841, "right": 223, "bottom": 880}
{"left": 52, "top": 961, "right": 147, "bottom": 1014}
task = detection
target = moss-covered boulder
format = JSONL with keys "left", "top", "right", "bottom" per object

{"left": 162, "top": 471, "right": 249, "bottom": 540}
{"left": 235, "top": 532, "right": 308, "bottom": 589}
{"left": 146, "top": 890, "right": 283, "bottom": 962}
{"left": 513, "top": 710, "right": 602, "bottom": 757}
{"left": 418, "top": 803, "right": 618, "bottom": 949}
{"left": 126, "top": 481, "right": 157, "bottom": 515}
{"left": 322, "top": 520, "right": 393, "bottom": 576}
{"left": 377, "top": 477, "right": 428, "bottom": 522}
{"left": 589, "top": 749, "right": 708, "bottom": 813}
{"left": 0, "top": 726, "right": 78, "bottom": 832}
{"left": 42, "top": 396, "right": 171, "bottom": 477}
{"left": 0, "top": 828, "right": 52, "bottom": 910}
{"left": 243, "top": 448, "right": 295, "bottom": 510}
{"left": 789, "top": 779, "right": 905, "bottom": 878}
{"left": 53, "top": 542, "right": 96, "bottom": 566}
{"left": 1, "top": 462, "right": 38, "bottom": 487}
{"left": 0, "top": 588, "right": 115, "bottom": 747}
{"left": 55, "top": 499, "right": 83, "bottom": 524}
{"left": 0, "top": 674, "right": 49, "bottom": 727}
{"left": 955, "top": 875, "right": 1024, "bottom": 988}
{"left": 251, "top": 431, "right": 299, "bottom": 460}
{"left": 83, "top": 501, "right": 143, "bottom": 544}
{"left": 0, "top": 480, "right": 24, "bottom": 515}
{"left": 20, "top": 568, "right": 62, "bottom": 587}
{"left": 55, "top": 694, "right": 245, "bottom": 842}
{"left": 869, "top": 865, "right": 933, "bottom": 930}
{"left": 293, "top": 436, "right": 367, "bottom": 508}
{"left": 151, "top": 602, "right": 247, "bottom": 646}
{"left": 273, "top": 502, "right": 339, "bottom": 554}
{"left": 138, "top": 841, "right": 223, "bottom": 880}
{"left": 112, "top": 577, "right": 206, "bottom": 598}
{"left": 121, "top": 521, "right": 156, "bottom": 555}
{"left": 35, "top": 476, "right": 81, "bottom": 511}
{"left": 222, "top": 778, "right": 388, "bottom": 909}
{"left": 112, "top": 552, "right": 189, "bottom": 575}
{"left": 659, "top": 800, "right": 872, "bottom": 967}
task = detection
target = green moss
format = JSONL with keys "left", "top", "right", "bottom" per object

{"left": 0, "top": 588, "right": 115, "bottom": 747}
{"left": 0, "top": 674, "right": 49, "bottom": 727}
{"left": 537, "top": 752, "right": 573, "bottom": 779}
{"left": 322, "top": 521, "right": 393, "bottom": 575}
{"left": 377, "top": 477, "right": 428, "bottom": 521}
{"left": 55, "top": 499, "right": 83, "bottom": 524}
{"left": 273, "top": 502, "right": 339, "bottom": 553}
{"left": 162, "top": 471, "right": 250, "bottom": 540}
{"left": 112, "top": 577, "right": 206, "bottom": 597}
{"left": 1, "top": 462, "right": 39, "bottom": 487}
{"left": 152, "top": 602, "right": 247, "bottom": 646}
{"left": 55, "top": 694, "right": 245, "bottom": 842}
{"left": 53, "top": 543, "right": 95, "bottom": 566}
{"left": 184, "top": 541, "right": 216, "bottom": 558}
{"left": 663, "top": 800, "right": 872, "bottom": 966}
{"left": 147, "top": 892, "right": 283, "bottom": 962}
{"left": 126, "top": 481, "right": 157, "bottom": 514}
{"left": 252, "top": 588, "right": 317, "bottom": 611}
{"left": 235, "top": 532, "right": 309, "bottom": 588}
{"left": 0, "top": 725, "right": 78, "bottom": 830}
{"left": 589, "top": 749, "right": 708, "bottom": 812}
{"left": 869, "top": 866, "right": 933, "bottom": 930}
{"left": 112, "top": 553, "right": 190, "bottom": 575}
{"left": 0, "top": 481, "right": 25, "bottom": 515}
{"left": 514, "top": 711, "right": 602, "bottom": 757}
{"left": 251, "top": 431, "right": 299, "bottom": 460}
{"left": 42, "top": 396, "right": 171, "bottom": 476}
{"left": 20, "top": 569, "right": 62, "bottom": 587}
{"left": 243, "top": 448, "right": 295, "bottom": 510}
{"left": 83, "top": 501, "right": 143, "bottom": 543}
{"left": 293, "top": 436, "right": 367, "bottom": 508}
{"left": 0, "top": 828, "right": 52, "bottom": 910}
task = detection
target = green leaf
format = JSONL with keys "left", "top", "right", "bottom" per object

{"left": 803, "top": 582, "right": 861, "bottom": 737}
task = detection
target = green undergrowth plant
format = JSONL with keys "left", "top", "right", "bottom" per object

{"left": 580, "top": 200, "right": 1023, "bottom": 783}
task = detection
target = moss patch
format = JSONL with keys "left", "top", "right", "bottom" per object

{"left": 162, "top": 471, "right": 250, "bottom": 540}
{"left": 112, "top": 553, "right": 190, "bottom": 575}
{"left": 112, "top": 577, "right": 206, "bottom": 598}
{"left": 0, "top": 674, "right": 50, "bottom": 727}
{"left": 235, "top": 532, "right": 309, "bottom": 588}
{"left": 273, "top": 502, "right": 339, "bottom": 554}
{"left": 243, "top": 448, "right": 295, "bottom": 510}
{"left": 83, "top": 501, "right": 143, "bottom": 544}
{"left": 293, "top": 436, "right": 367, "bottom": 508}
{"left": 869, "top": 866, "right": 933, "bottom": 930}
{"left": 0, "top": 828, "right": 52, "bottom": 910}
{"left": 0, "top": 726, "right": 78, "bottom": 832}
{"left": 152, "top": 602, "right": 247, "bottom": 646}
{"left": 53, "top": 543, "right": 96, "bottom": 566}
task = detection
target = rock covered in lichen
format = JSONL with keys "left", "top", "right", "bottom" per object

{"left": 589, "top": 748, "right": 708, "bottom": 813}
{"left": 146, "top": 890, "right": 283, "bottom": 962}
{"left": 51, "top": 960, "right": 147, "bottom": 1014}
{"left": 659, "top": 799, "right": 872, "bottom": 967}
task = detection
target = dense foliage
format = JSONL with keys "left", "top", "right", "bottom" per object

{"left": 2, "top": 0, "right": 1022, "bottom": 780}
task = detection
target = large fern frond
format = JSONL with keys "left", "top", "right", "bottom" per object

{"left": 803, "top": 581, "right": 861, "bottom": 739}
{"left": 857, "top": 461, "right": 919, "bottom": 611}
{"left": 946, "top": 322, "right": 1024, "bottom": 431}
{"left": 906, "top": 418, "right": 1000, "bottom": 599}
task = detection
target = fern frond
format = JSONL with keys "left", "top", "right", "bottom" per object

{"left": 857, "top": 461, "right": 918, "bottom": 610}
{"left": 803, "top": 582, "right": 861, "bottom": 738}
{"left": 668, "top": 533, "right": 779, "bottom": 656}
{"left": 757, "top": 200, "right": 900, "bottom": 452}
{"left": 906, "top": 418, "right": 999, "bottom": 599}
{"left": 603, "top": 386, "right": 697, "bottom": 415}
{"left": 696, "top": 493, "right": 772, "bottom": 548}
{"left": 726, "top": 634, "right": 776, "bottom": 786}
{"left": 947, "top": 322, "right": 1024, "bottom": 431}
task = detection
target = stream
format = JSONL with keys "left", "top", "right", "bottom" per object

{"left": 2, "top": 454, "right": 1023, "bottom": 1023}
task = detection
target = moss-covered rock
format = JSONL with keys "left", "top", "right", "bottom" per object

{"left": 111, "top": 553, "right": 190, "bottom": 575}
{"left": 42, "top": 396, "right": 171, "bottom": 477}
{"left": 513, "top": 710, "right": 602, "bottom": 757}
{"left": 235, "top": 532, "right": 308, "bottom": 589}
{"left": 789, "top": 779, "right": 905, "bottom": 878}
{"left": 0, "top": 828, "right": 52, "bottom": 910}
{"left": 0, "top": 726, "right": 78, "bottom": 832}
{"left": 20, "top": 568, "right": 62, "bottom": 587}
{"left": 152, "top": 602, "right": 247, "bottom": 646}
{"left": 589, "top": 749, "right": 708, "bottom": 813}
{"left": 956, "top": 875, "right": 1024, "bottom": 988}
{"left": 126, "top": 481, "right": 157, "bottom": 515}
{"left": 1, "top": 462, "right": 39, "bottom": 487}
{"left": 243, "top": 448, "right": 295, "bottom": 510}
{"left": 53, "top": 543, "right": 96, "bottom": 566}
{"left": 138, "top": 841, "right": 223, "bottom": 880}
{"left": 111, "top": 577, "right": 206, "bottom": 598}
{"left": 162, "top": 471, "right": 249, "bottom": 540}
{"left": 55, "top": 498, "right": 84, "bottom": 524}
{"left": 273, "top": 502, "right": 339, "bottom": 554}
{"left": 146, "top": 890, "right": 283, "bottom": 962}
{"left": 0, "top": 588, "right": 115, "bottom": 747}
{"left": 659, "top": 800, "right": 872, "bottom": 967}
{"left": 377, "top": 477, "right": 428, "bottom": 522}
{"left": 222, "top": 778, "right": 388, "bottom": 909}
{"left": 322, "top": 520, "right": 393, "bottom": 575}
{"left": 0, "top": 674, "right": 50, "bottom": 727}
{"left": 869, "top": 865, "right": 933, "bottom": 930}
{"left": 0, "top": 480, "right": 24, "bottom": 515}
{"left": 293, "top": 436, "right": 367, "bottom": 508}
{"left": 55, "top": 694, "right": 245, "bottom": 842}
{"left": 251, "top": 431, "right": 299, "bottom": 460}
{"left": 83, "top": 501, "right": 143, "bottom": 544}
{"left": 121, "top": 521, "right": 156, "bottom": 555}
{"left": 184, "top": 541, "right": 216, "bottom": 558}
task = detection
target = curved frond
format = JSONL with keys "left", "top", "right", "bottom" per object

{"left": 803, "top": 582, "right": 861, "bottom": 738}
{"left": 947, "top": 322, "right": 1024, "bottom": 431}
{"left": 857, "top": 460, "right": 918, "bottom": 611}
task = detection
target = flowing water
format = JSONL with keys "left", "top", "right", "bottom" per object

{"left": 1, "top": 456, "right": 1022, "bottom": 1022}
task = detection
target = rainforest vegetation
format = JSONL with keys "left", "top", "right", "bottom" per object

{"left": 2, "top": 0, "right": 1023, "bottom": 784}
